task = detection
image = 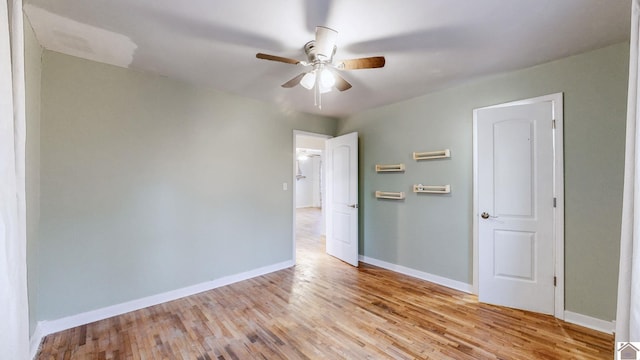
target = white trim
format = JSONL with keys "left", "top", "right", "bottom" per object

{"left": 28, "top": 260, "right": 294, "bottom": 359}
{"left": 29, "top": 323, "right": 46, "bottom": 360}
{"left": 564, "top": 310, "right": 615, "bottom": 334}
{"left": 472, "top": 113, "right": 479, "bottom": 294}
{"left": 292, "top": 130, "right": 332, "bottom": 264}
{"left": 359, "top": 255, "right": 473, "bottom": 294}
{"left": 472, "top": 93, "right": 565, "bottom": 319}
{"left": 552, "top": 94, "right": 565, "bottom": 320}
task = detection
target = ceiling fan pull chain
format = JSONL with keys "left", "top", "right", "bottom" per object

{"left": 314, "top": 78, "right": 321, "bottom": 109}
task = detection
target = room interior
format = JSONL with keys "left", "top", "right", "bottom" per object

{"left": 2, "top": 0, "right": 637, "bottom": 358}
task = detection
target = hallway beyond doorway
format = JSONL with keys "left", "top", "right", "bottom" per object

{"left": 295, "top": 207, "right": 324, "bottom": 257}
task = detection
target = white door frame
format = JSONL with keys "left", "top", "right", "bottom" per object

{"left": 292, "top": 130, "right": 332, "bottom": 263}
{"left": 472, "top": 93, "right": 564, "bottom": 319}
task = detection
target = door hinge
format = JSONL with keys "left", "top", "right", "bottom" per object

{"left": 554, "top": 276, "right": 557, "bottom": 287}
{"left": 553, "top": 197, "right": 557, "bottom": 208}
{"left": 552, "top": 119, "right": 556, "bottom": 129}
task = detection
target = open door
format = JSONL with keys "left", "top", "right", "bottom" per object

{"left": 325, "top": 132, "right": 359, "bottom": 266}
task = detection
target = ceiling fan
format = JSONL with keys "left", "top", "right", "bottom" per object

{"left": 256, "top": 26, "right": 385, "bottom": 108}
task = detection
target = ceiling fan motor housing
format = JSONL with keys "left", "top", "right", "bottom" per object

{"left": 306, "top": 26, "right": 338, "bottom": 63}
{"left": 305, "top": 41, "right": 337, "bottom": 63}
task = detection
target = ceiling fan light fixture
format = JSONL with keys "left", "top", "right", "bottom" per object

{"left": 319, "top": 68, "right": 336, "bottom": 89}
{"left": 300, "top": 72, "right": 316, "bottom": 90}
{"left": 319, "top": 84, "right": 332, "bottom": 94}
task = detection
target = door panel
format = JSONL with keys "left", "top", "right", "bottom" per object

{"left": 477, "top": 101, "right": 555, "bottom": 315}
{"left": 494, "top": 121, "right": 534, "bottom": 217}
{"left": 333, "top": 211, "right": 351, "bottom": 244}
{"left": 325, "top": 132, "right": 358, "bottom": 266}
{"left": 333, "top": 145, "right": 350, "bottom": 204}
{"left": 494, "top": 230, "right": 535, "bottom": 281}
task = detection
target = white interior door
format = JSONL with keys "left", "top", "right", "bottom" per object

{"left": 476, "top": 100, "right": 556, "bottom": 315}
{"left": 325, "top": 132, "right": 359, "bottom": 266}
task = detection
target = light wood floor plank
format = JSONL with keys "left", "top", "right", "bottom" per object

{"left": 36, "top": 207, "right": 613, "bottom": 359}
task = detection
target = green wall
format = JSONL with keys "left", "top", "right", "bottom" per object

{"left": 337, "top": 42, "right": 629, "bottom": 321}
{"left": 30, "top": 41, "right": 627, "bottom": 326}
{"left": 24, "top": 16, "right": 42, "bottom": 334}
{"left": 37, "top": 51, "right": 337, "bottom": 321}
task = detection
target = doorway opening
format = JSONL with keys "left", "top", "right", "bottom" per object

{"left": 293, "top": 131, "right": 331, "bottom": 263}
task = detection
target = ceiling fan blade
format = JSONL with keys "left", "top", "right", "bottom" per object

{"left": 333, "top": 73, "right": 352, "bottom": 92}
{"left": 256, "top": 53, "right": 301, "bottom": 65}
{"left": 281, "top": 73, "right": 307, "bottom": 88}
{"left": 338, "top": 56, "right": 386, "bottom": 70}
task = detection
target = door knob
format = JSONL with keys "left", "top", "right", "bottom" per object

{"left": 348, "top": 204, "right": 359, "bottom": 208}
{"left": 481, "top": 212, "right": 499, "bottom": 219}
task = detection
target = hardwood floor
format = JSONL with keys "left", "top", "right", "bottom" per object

{"left": 36, "top": 207, "right": 613, "bottom": 359}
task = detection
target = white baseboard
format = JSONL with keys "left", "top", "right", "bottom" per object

{"left": 564, "top": 310, "right": 615, "bottom": 334}
{"left": 29, "top": 322, "right": 47, "bottom": 360}
{"left": 359, "top": 255, "right": 473, "bottom": 294}
{"left": 359, "top": 256, "right": 617, "bottom": 336}
{"left": 29, "top": 259, "right": 294, "bottom": 359}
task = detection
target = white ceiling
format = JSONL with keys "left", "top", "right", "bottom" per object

{"left": 24, "top": 0, "right": 631, "bottom": 118}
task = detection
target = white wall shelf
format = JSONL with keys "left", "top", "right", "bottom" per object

{"left": 375, "top": 163, "right": 406, "bottom": 172}
{"left": 413, "top": 149, "right": 450, "bottom": 160}
{"left": 375, "top": 191, "right": 406, "bottom": 200}
{"left": 413, "top": 184, "right": 451, "bottom": 194}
